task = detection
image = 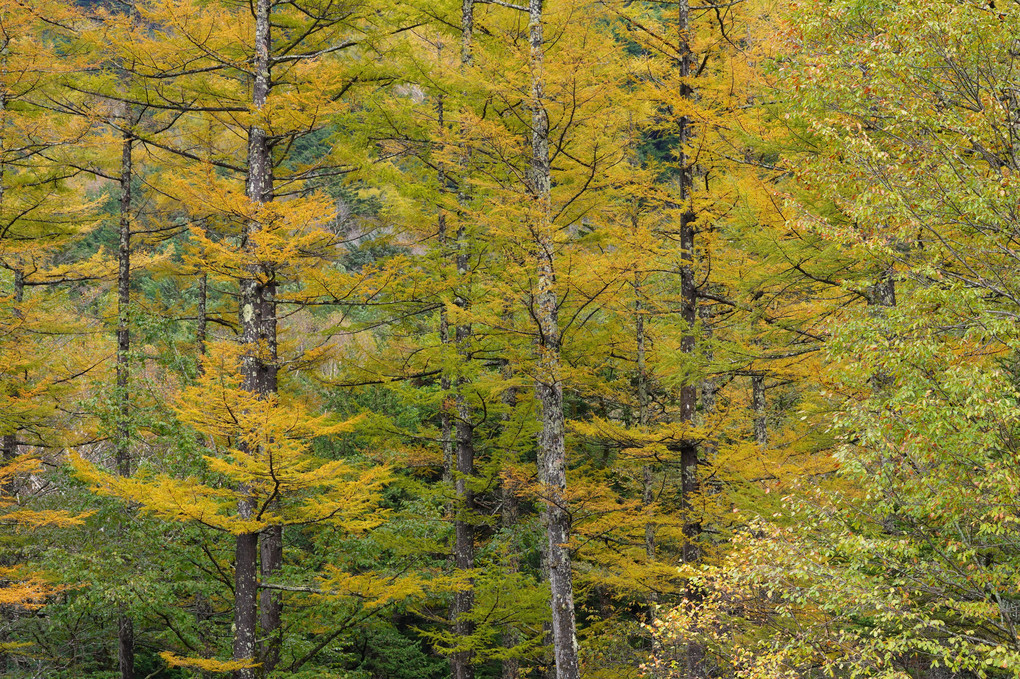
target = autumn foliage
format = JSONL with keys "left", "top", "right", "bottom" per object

{"left": 0, "top": 0, "right": 1016, "bottom": 678}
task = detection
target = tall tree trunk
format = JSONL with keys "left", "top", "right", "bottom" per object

{"left": 259, "top": 524, "right": 282, "bottom": 673}
{"left": 528, "top": 2, "right": 579, "bottom": 678}
{"left": 500, "top": 474, "right": 521, "bottom": 679}
{"left": 628, "top": 118, "right": 656, "bottom": 574}
{"left": 116, "top": 126, "right": 135, "bottom": 679}
{"left": 452, "top": 382, "right": 475, "bottom": 679}
{"left": 676, "top": 3, "right": 705, "bottom": 676}
{"left": 751, "top": 374, "right": 767, "bottom": 448}
{"left": 698, "top": 303, "right": 717, "bottom": 430}
{"left": 636, "top": 266, "right": 658, "bottom": 611}
{"left": 1, "top": 267, "right": 19, "bottom": 493}
{"left": 0, "top": 85, "right": 13, "bottom": 676}
{"left": 116, "top": 130, "right": 132, "bottom": 479}
{"left": 233, "top": 527, "right": 258, "bottom": 679}
{"left": 498, "top": 331, "right": 521, "bottom": 679}
{"left": 117, "top": 615, "right": 134, "bottom": 679}
{"left": 436, "top": 90, "right": 461, "bottom": 679}
{"left": 438, "top": 91, "right": 454, "bottom": 491}
{"left": 0, "top": 92, "right": 17, "bottom": 491}
{"left": 197, "top": 270, "right": 208, "bottom": 358}
{"left": 235, "top": 0, "right": 277, "bottom": 675}
{"left": 676, "top": 0, "right": 700, "bottom": 568}
{"left": 450, "top": 7, "right": 477, "bottom": 678}
{"left": 451, "top": 265, "right": 474, "bottom": 679}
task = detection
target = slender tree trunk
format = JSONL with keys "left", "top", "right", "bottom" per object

{"left": 528, "top": 2, "right": 579, "bottom": 678}
{"left": 635, "top": 266, "right": 655, "bottom": 553}
{"left": 628, "top": 118, "right": 657, "bottom": 573}
{"left": 751, "top": 374, "right": 767, "bottom": 448}
{"left": 0, "top": 88, "right": 13, "bottom": 676}
{"left": 500, "top": 477, "right": 521, "bottom": 679}
{"left": 452, "top": 277, "right": 474, "bottom": 679}
{"left": 0, "top": 60, "right": 9, "bottom": 491}
{"left": 116, "top": 130, "right": 132, "bottom": 480}
{"left": 450, "top": 8, "right": 477, "bottom": 678}
{"left": 461, "top": 0, "right": 474, "bottom": 66}
{"left": 1, "top": 267, "right": 20, "bottom": 483}
{"left": 452, "top": 381, "right": 475, "bottom": 679}
{"left": 438, "top": 91, "right": 454, "bottom": 490}
{"left": 116, "top": 126, "right": 136, "bottom": 679}
{"left": 676, "top": 3, "right": 705, "bottom": 676}
{"left": 698, "top": 303, "right": 717, "bottom": 428}
{"left": 235, "top": 0, "right": 277, "bottom": 676}
{"left": 197, "top": 271, "right": 208, "bottom": 358}
{"left": 193, "top": 255, "right": 211, "bottom": 669}
{"left": 636, "top": 267, "right": 659, "bottom": 611}
{"left": 675, "top": 0, "right": 700, "bottom": 567}
{"left": 498, "top": 335, "right": 521, "bottom": 679}
{"left": 436, "top": 73, "right": 459, "bottom": 679}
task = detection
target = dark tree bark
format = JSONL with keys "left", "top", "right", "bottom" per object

{"left": 867, "top": 270, "right": 896, "bottom": 391}
{"left": 868, "top": 270, "right": 896, "bottom": 308}
{"left": 675, "top": 3, "right": 706, "bottom": 676}
{"left": 116, "top": 130, "right": 132, "bottom": 480}
{"left": 233, "top": 528, "right": 259, "bottom": 679}
{"left": 117, "top": 614, "right": 134, "bottom": 679}
{"left": 116, "top": 123, "right": 135, "bottom": 679}
{"left": 675, "top": 0, "right": 701, "bottom": 568}
{"left": 259, "top": 525, "right": 283, "bottom": 673}
{"left": 235, "top": 0, "right": 278, "bottom": 675}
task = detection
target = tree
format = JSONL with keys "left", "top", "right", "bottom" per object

{"left": 0, "top": 454, "right": 88, "bottom": 662}
{"left": 69, "top": 0, "right": 411, "bottom": 675}
{"left": 74, "top": 343, "right": 390, "bottom": 675}
{"left": 648, "top": 0, "right": 1020, "bottom": 677}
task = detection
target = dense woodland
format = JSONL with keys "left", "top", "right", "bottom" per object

{"left": 1, "top": 0, "right": 1018, "bottom": 677}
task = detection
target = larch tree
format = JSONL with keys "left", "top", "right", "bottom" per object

{"left": 0, "top": 0, "right": 112, "bottom": 671}
{"left": 70, "top": 0, "right": 413, "bottom": 675}
{"left": 0, "top": 0, "right": 99, "bottom": 469}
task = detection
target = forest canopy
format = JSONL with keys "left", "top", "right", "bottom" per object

{"left": 0, "top": 1, "right": 1017, "bottom": 678}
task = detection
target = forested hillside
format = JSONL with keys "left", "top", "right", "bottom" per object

{"left": 1, "top": 0, "right": 1017, "bottom": 678}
